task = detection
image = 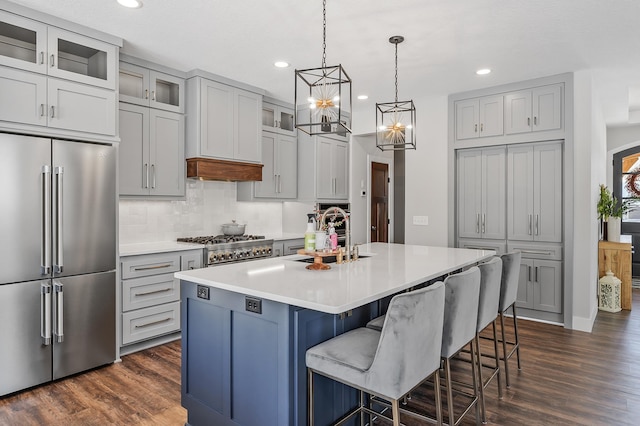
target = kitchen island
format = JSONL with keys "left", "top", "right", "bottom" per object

{"left": 176, "top": 243, "right": 495, "bottom": 426}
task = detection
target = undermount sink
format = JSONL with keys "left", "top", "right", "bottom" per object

{"left": 295, "top": 255, "right": 370, "bottom": 264}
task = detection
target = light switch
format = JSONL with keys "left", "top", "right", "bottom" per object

{"left": 413, "top": 216, "right": 429, "bottom": 226}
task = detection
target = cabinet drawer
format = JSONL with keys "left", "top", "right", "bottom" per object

{"left": 507, "top": 242, "right": 562, "bottom": 260}
{"left": 122, "top": 273, "right": 179, "bottom": 312}
{"left": 121, "top": 253, "right": 181, "bottom": 279}
{"left": 458, "top": 239, "right": 506, "bottom": 255}
{"left": 122, "top": 301, "right": 180, "bottom": 345}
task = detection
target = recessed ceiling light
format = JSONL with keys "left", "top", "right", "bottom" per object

{"left": 357, "top": 95, "right": 368, "bottom": 100}
{"left": 476, "top": 68, "right": 491, "bottom": 75}
{"left": 117, "top": 0, "right": 142, "bottom": 8}
{"left": 274, "top": 61, "right": 290, "bottom": 68}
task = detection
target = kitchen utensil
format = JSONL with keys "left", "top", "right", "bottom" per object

{"left": 221, "top": 220, "right": 246, "bottom": 235}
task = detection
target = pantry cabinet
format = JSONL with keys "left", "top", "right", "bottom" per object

{"left": 186, "top": 74, "right": 263, "bottom": 163}
{"left": 457, "top": 146, "right": 506, "bottom": 240}
{"left": 119, "top": 103, "right": 185, "bottom": 197}
{"left": 0, "top": 7, "right": 120, "bottom": 139}
{"left": 504, "top": 85, "right": 562, "bottom": 135}
{"left": 507, "top": 142, "right": 562, "bottom": 242}
{"left": 455, "top": 95, "right": 503, "bottom": 140}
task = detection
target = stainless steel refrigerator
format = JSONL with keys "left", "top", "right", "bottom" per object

{"left": 0, "top": 133, "right": 116, "bottom": 396}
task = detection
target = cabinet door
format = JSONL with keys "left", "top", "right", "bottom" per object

{"left": 149, "top": 109, "right": 185, "bottom": 197}
{"left": 516, "top": 258, "right": 534, "bottom": 309}
{"left": 150, "top": 70, "right": 184, "bottom": 113}
{"left": 504, "top": 90, "right": 532, "bottom": 135}
{"left": 457, "top": 150, "right": 482, "bottom": 238}
{"left": 534, "top": 143, "right": 562, "bottom": 242}
{"left": 481, "top": 147, "right": 506, "bottom": 239}
{"left": 234, "top": 88, "right": 261, "bottom": 162}
{"left": 534, "top": 260, "right": 562, "bottom": 313}
{"left": 200, "top": 79, "right": 234, "bottom": 159}
{"left": 532, "top": 85, "right": 561, "bottom": 132}
{"left": 119, "top": 62, "right": 150, "bottom": 107}
{"left": 0, "top": 10, "right": 48, "bottom": 74}
{"left": 507, "top": 145, "right": 534, "bottom": 240}
{"left": 181, "top": 251, "right": 203, "bottom": 270}
{"left": 254, "top": 132, "right": 277, "bottom": 198}
{"left": 277, "top": 105, "right": 295, "bottom": 135}
{"left": 119, "top": 104, "right": 149, "bottom": 196}
{"left": 272, "top": 242, "right": 284, "bottom": 257}
{"left": 0, "top": 66, "right": 47, "bottom": 127}
{"left": 277, "top": 134, "right": 298, "bottom": 199}
{"left": 48, "top": 78, "right": 116, "bottom": 135}
{"left": 47, "top": 27, "right": 117, "bottom": 90}
{"left": 455, "top": 98, "right": 479, "bottom": 140}
{"left": 479, "top": 95, "right": 503, "bottom": 137}
{"left": 316, "top": 137, "right": 334, "bottom": 199}
{"left": 332, "top": 140, "right": 349, "bottom": 199}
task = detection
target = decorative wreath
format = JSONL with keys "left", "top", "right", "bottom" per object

{"left": 625, "top": 168, "right": 640, "bottom": 197}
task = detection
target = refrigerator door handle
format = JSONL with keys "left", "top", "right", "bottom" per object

{"left": 41, "top": 282, "right": 52, "bottom": 345}
{"left": 54, "top": 281, "right": 64, "bottom": 343}
{"left": 42, "top": 165, "right": 52, "bottom": 275}
{"left": 54, "top": 167, "right": 64, "bottom": 274}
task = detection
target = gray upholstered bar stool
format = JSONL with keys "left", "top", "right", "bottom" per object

{"left": 306, "top": 282, "right": 446, "bottom": 426}
{"left": 498, "top": 251, "right": 523, "bottom": 388}
{"left": 474, "top": 256, "right": 503, "bottom": 423}
{"left": 440, "top": 266, "right": 481, "bottom": 426}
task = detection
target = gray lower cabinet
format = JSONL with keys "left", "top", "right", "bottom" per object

{"left": 120, "top": 249, "right": 203, "bottom": 354}
{"left": 273, "top": 238, "right": 305, "bottom": 257}
{"left": 119, "top": 103, "right": 185, "bottom": 197}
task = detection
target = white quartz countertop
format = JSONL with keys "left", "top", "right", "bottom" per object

{"left": 175, "top": 243, "right": 495, "bottom": 314}
{"left": 120, "top": 241, "right": 205, "bottom": 257}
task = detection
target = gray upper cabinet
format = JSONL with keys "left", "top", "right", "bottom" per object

{"left": 239, "top": 131, "right": 297, "bottom": 200}
{"left": 507, "top": 142, "right": 562, "bottom": 242}
{"left": 0, "top": 8, "right": 120, "bottom": 139}
{"left": 185, "top": 74, "right": 262, "bottom": 163}
{"left": 262, "top": 100, "right": 295, "bottom": 136}
{"left": 119, "top": 103, "right": 185, "bottom": 197}
{"left": 457, "top": 146, "right": 506, "bottom": 240}
{"left": 317, "top": 136, "right": 348, "bottom": 200}
{"left": 455, "top": 95, "right": 503, "bottom": 140}
{"left": 119, "top": 61, "right": 184, "bottom": 113}
{"left": 505, "top": 85, "right": 562, "bottom": 135}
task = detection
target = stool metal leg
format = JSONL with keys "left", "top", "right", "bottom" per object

{"left": 443, "top": 357, "right": 455, "bottom": 426}
{"left": 392, "top": 399, "right": 400, "bottom": 426}
{"left": 308, "top": 368, "right": 314, "bottom": 426}
{"left": 499, "top": 311, "right": 511, "bottom": 388}
{"left": 433, "top": 368, "right": 443, "bottom": 426}
{"left": 475, "top": 334, "right": 486, "bottom": 424}
{"left": 492, "top": 320, "right": 503, "bottom": 399}
{"left": 512, "top": 304, "right": 522, "bottom": 370}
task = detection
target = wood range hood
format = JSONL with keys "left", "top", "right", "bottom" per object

{"left": 186, "top": 157, "right": 263, "bottom": 182}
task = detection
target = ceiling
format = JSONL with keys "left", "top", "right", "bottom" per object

{"left": 15, "top": 0, "right": 640, "bottom": 128}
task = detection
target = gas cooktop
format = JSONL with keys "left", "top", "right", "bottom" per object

{"left": 177, "top": 235, "right": 266, "bottom": 245}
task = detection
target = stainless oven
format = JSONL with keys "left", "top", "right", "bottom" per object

{"left": 316, "top": 203, "right": 350, "bottom": 245}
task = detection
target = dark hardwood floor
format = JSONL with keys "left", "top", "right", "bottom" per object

{"left": 3, "top": 290, "right": 640, "bottom": 425}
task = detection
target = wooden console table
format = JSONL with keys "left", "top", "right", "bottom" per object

{"left": 598, "top": 240, "right": 632, "bottom": 310}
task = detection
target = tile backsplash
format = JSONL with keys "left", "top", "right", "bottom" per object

{"left": 119, "top": 180, "right": 286, "bottom": 244}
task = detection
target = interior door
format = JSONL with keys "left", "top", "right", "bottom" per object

{"left": 53, "top": 271, "right": 115, "bottom": 379}
{"left": 371, "top": 162, "right": 389, "bottom": 242}
{"left": 613, "top": 146, "right": 640, "bottom": 276}
{"left": 53, "top": 140, "right": 116, "bottom": 277}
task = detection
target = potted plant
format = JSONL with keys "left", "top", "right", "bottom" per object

{"left": 598, "top": 184, "right": 637, "bottom": 241}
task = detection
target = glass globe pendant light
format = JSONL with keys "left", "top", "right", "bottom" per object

{"left": 295, "top": 0, "right": 352, "bottom": 136}
{"left": 376, "top": 36, "right": 416, "bottom": 151}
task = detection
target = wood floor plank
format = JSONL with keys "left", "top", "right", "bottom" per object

{"left": 4, "top": 291, "right": 640, "bottom": 425}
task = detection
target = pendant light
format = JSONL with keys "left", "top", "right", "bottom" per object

{"left": 295, "top": 0, "right": 352, "bottom": 136}
{"left": 376, "top": 36, "right": 416, "bottom": 151}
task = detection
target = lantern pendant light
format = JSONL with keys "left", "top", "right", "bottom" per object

{"left": 376, "top": 36, "right": 416, "bottom": 151}
{"left": 295, "top": 0, "right": 352, "bottom": 136}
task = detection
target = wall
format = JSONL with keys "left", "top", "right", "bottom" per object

{"left": 119, "top": 180, "right": 284, "bottom": 244}
{"left": 572, "top": 69, "right": 607, "bottom": 332}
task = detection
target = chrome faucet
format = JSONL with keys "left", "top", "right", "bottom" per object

{"left": 320, "top": 206, "right": 351, "bottom": 262}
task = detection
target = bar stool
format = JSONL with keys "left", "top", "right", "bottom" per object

{"left": 306, "top": 282, "right": 446, "bottom": 426}
{"left": 474, "top": 256, "right": 503, "bottom": 423}
{"left": 440, "top": 266, "right": 481, "bottom": 426}
{"left": 499, "top": 251, "right": 523, "bottom": 388}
